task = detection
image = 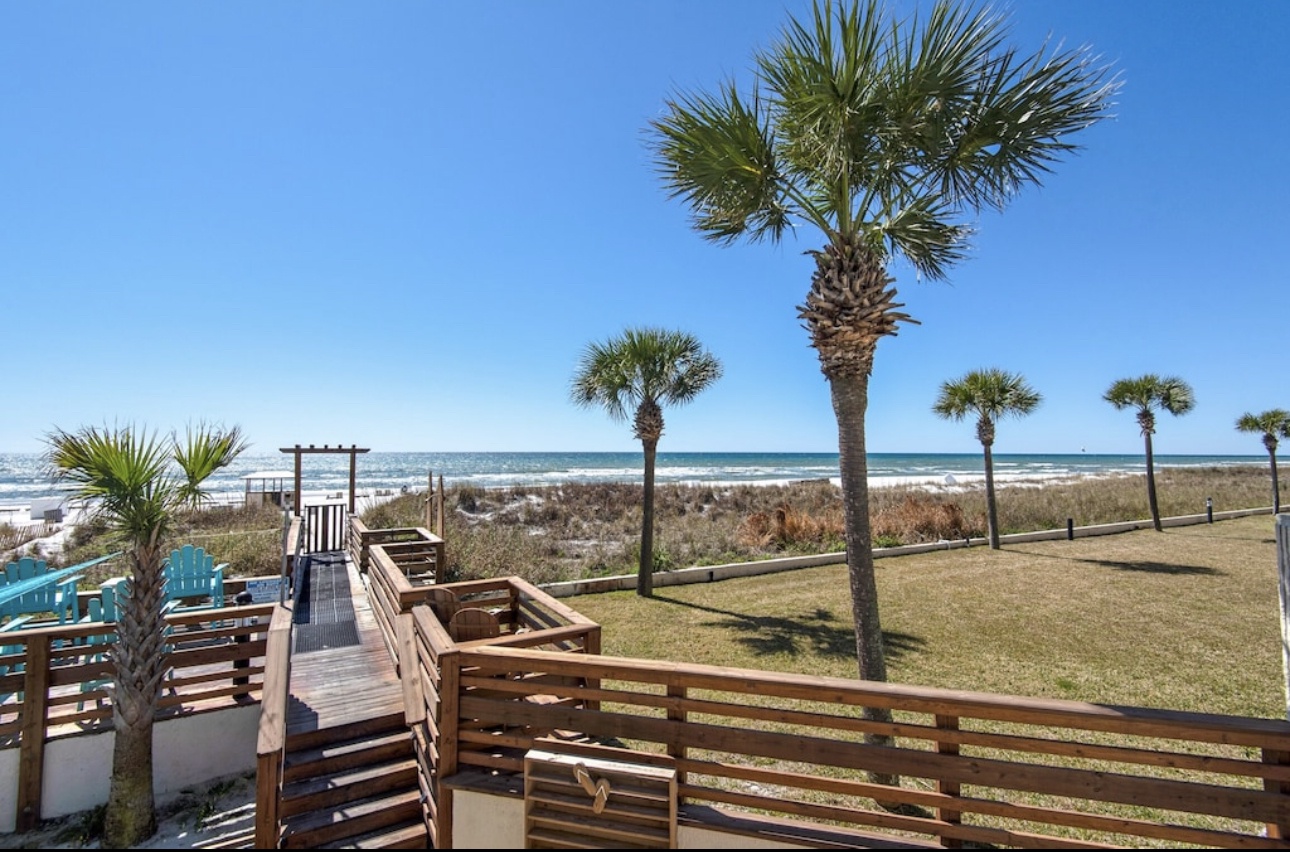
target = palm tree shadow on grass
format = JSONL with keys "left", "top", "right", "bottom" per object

{"left": 1004, "top": 547, "right": 1223, "bottom": 576}
{"left": 652, "top": 596, "right": 925, "bottom": 663}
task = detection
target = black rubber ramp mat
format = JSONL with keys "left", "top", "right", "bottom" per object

{"left": 293, "top": 553, "right": 361, "bottom": 653}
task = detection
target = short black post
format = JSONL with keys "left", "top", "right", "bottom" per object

{"left": 233, "top": 589, "right": 254, "bottom": 700}
{"left": 1067, "top": 518, "right": 1074, "bottom": 541}
{"left": 1206, "top": 497, "right": 1213, "bottom": 524}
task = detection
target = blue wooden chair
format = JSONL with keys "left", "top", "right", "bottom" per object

{"left": 163, "top": 545, "right": 227, "bottom": 610}
{"left": 1, "top": 557, "right": 82, "bottom": 629}
{"left": 76, "top": 594, "right": 116, "bottom": 712}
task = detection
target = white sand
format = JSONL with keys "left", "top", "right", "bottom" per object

{"left": 0, "top": 771, "right": 257, "bottom": 849}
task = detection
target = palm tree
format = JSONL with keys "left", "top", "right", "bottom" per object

{"left": 174, "top": 422, "right": 248, "bottom": 509}
{"left": 648, "top": 0, "right": 1116, "bottom": 702}
{"left": 1103, "top": 375, "right": 1195, "bottom": 531}
{"left": 1235, "top": 409, "right": 1290, "bottom": 513}
{"left": 571, "top": 328, "right": 722, "bottom": 597}
{"left": 933, "top": 369, "right": 1042, "bottom": 549}
{"left": 45, "top": 423, "right": 247, "bottom": 847}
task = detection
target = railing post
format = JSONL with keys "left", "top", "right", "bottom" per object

{"left": 1263, "top": 747, "right": 1290, "bottom": 840}
{"left": 935, "top": 714, "right": 962, "bottom": 848}
{"left": 16, "top": 635, "right": 50, "bottom": 832}
{"left": 667, "top": 682, "right": 687, "bottom": 805}
{"left": 437, "top": 648, "right": 461, "bottom": 848}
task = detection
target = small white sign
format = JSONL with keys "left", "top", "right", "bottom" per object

{"left": 245, "top": 578, "right": 285, "bottom": 604}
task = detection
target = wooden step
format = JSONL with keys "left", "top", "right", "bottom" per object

{"left": 280, "top": 758, "right": 419, "bottom": 818}
{"left": 320, "top": 820, "right": 428, "bottom": 849}
{"left": 285, "top": 711, "right": 406, "bottom": 753}
{"left": 281, "top": 789, "right": 422, "bottom": 848}
{"left": 283, "top": 729, "right": 413, "bottom": 783}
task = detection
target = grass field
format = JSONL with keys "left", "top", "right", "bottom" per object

{"left": 570, "top": 513, "right": 1285, "bottom": 720}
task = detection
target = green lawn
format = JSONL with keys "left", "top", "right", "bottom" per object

{"left": 571, "top": 514, "right": 1285, "bottom": 721}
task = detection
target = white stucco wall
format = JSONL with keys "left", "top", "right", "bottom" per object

{"left": 1, "top": 703, "right": 260, "bottom": 830}
{"left": 0, "top": 748, "right": 17, "bottom": 834}
{"left": 452, "top": 789, "right": 525, "bottom": 849}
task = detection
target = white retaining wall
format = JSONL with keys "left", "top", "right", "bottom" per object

{"left": 0, "top": 703, "right": 259, "bottom": 832}
{"left": 541, "top": 507, "right": 1274, "bottom": 598}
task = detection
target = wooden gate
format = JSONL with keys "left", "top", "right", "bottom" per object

{"left": 304, "top": 503, "right": 347, "bottom": 553}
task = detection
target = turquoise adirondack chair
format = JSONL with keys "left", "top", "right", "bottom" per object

{"left": 163, "top": 545, "right": 227, "bottom": 610}
{"left": 76, "top": 594, "right": 116, "bottom": 712}
{"left": 1, "top": 556, "right": 83, "bottom": 629}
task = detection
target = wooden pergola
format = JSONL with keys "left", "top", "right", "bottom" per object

{"left": 279, "top": 444, "right": 370, "bottom": 514}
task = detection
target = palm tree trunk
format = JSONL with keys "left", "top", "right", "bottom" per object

{"left": 1269, "top": 448, "right": 1281, "bottom": 515}
{"left": 829, "top": 371, "right": 899, "bottom": 788}
{"left": 105, "top": 545, "right": 167, "bottom": 847}
{"left": 983, "top": 441, "right": 1000, "bottom": 549}
{"left": 639, "top": 439, "right": 658, "bottom": 597}
{"left": 1144, "top": 432, "right": 1162, "bottom": 531}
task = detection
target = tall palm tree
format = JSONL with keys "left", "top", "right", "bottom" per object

{"left": 571, "top": 328, "right": 722, "bottom": 597}
{"left": 45, "top": 423, "right": 247, "bottom": 847}
{"left": 1235, "top": 409, "right": 1290, "bottom": 513}
{"left": 933, "top": 369, "right": 1041, "bottom": 549}
{"left": 1103, "top": 375, "right": 1195, "bottom": 532}
{"left": 648, "top": 0, "right": 1115, "bottom": 703}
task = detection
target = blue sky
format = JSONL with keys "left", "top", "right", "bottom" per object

{"left": 1, "top": 1, "right": 1285, "bottom": 456}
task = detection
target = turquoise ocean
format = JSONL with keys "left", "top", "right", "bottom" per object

{"left": 0, "top": 451, "right": 1264, "bottom": 510}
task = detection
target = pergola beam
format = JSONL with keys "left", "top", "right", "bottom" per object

{"left": 279, "top": 444, "right": 371, "bottom": 514}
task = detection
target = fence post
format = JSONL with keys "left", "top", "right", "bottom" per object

{"left": 233, "top": 590, "right": 254, "bottom": 701}
{"left": 1263, "top": 747, "right": 1290, "bottom": 840}
{"left": 16, "top": 635, "right": 50, "bottom": 832}
{"left": 667, "top": 682, "right": 687, "bottom": 804}
{"left": 1279, "top": 515, "right": 1290, "bottom": 721}
{"left": 935, "top": 714, "right": 963, "bottom": 848}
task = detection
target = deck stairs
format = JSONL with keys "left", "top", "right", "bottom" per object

{"left": 277, "top": 710, "right": 425, "bottom": 849}
{"left": 269, "top": 548, "right": 426, "bottom": 849}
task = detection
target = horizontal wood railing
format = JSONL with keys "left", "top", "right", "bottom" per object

{"left": 0, "top": 601, "right": 275, "bottom": 831}
{"left": 422, "top": 643, "right": 1290, "bottom": 849}
{"left": 347, "top": 517, "right": 442, "bottom": 576}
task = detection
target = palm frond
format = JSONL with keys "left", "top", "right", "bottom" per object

{"left": 174, "top": 422, "right": 249, "bottom": 508}
{"left": 650, "top": 82, "right": 794, "bottom": 244}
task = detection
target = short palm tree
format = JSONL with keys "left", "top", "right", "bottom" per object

{"left": 571, "top": 328, "right": 722, "bottom": 597}
{"left": 1235, "top": 409, "right": 1290, "bottom": 513}
{"left": 45, "top": 423, "right": 247, "bottom": 847}
{"left": 1103, "top": 375, "right": 1195, "bottom": 531}
{"left": 933, "top": 369, "right": 1041, "bottom": 549}
{"left": 648, "top": 0, "right": 1115, "bottom": 703}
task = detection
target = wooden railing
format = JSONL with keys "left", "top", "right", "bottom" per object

{"left": 363, "top": 533, "right": 445, "bottom": 656}
{"left": 347, "top": 516, "right": 443, "bottom": 577}
{"left": 253, "top": 604, "right": 295, "bottom": 850}
{"left": 410, "top": 640, "right": 1290, "bottom": 849}
{"left": 0, "top": 597, "right": 275, "bottom": 831}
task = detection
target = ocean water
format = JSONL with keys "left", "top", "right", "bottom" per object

{"left": 0, "top": 450, "right": 1263, "bottom": 509}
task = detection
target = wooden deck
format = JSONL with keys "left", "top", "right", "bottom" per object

{"left": 285, "top": 553, "right": 403, "bottom": 738}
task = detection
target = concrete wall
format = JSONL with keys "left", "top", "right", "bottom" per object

{"left": 1, "top": 703, "right": 260, "bottom": 832}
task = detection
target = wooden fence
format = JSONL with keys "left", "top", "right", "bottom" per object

{"left": 402, "top": 637, "right": 1290, "bottom": 849}
{"left": 0, "top": 593, "right": 274, "bottom": 831}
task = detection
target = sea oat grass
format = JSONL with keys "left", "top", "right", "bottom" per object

{"left": 360, "top": 466, "right": 1281, "bottom": 583}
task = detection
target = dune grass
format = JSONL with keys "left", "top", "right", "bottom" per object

{"left": 571, "top": 513, "right": 1284, "bottom": 719}
{"left": 361, "top": 465, "right": 1282, "bottom": 585}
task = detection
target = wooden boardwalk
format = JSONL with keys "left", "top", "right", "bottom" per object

{"left": 285, "top": 553, "right": 403, "bottom": 737}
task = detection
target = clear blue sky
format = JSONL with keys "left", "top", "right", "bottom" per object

{"left": 2, "top": 1, "right": 1285, "bottom": 456}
